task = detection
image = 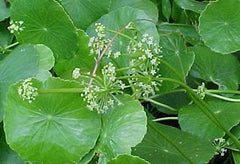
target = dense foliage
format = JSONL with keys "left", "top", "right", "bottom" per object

{"left": 0, "top": 0, "right": 240, "bottom": 163}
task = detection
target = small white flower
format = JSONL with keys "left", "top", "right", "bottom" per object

{"left": 154, "top": 47, "right": 161, "bottom": 54}
{"left": 197, "top": 83, "right": 206, "bottom": 99}
{"left": 147, "top": 37, "right": 153, "bottom": 45}
{"left": 72, "top": 68, "right": 81, "bottom": 79}
{"left": 151, "top": 81, "right": 157, "bottom": 86}
{"left": 143, "top": 71, "right": 148, "bottom": 75}
{"left": 220, "top": 148, "right": 227, "bottom": 156}
{"left": 83, "top": 87, "right": 90, "bottom": 94}
{"left": 150, "top": 58, "right": 157, "bottom": 65}
{"left": 118, "top": 80, "right": 126, "bottom": 90}
{"left": 108, "top": 99, "right": 114, "bottom": 106}
{"left": 95, "top": 23, "right": 106, "bottom": 38}
{"left": 129, "top": 59, "right": 135, "bottom": 66}
{"left": 95, "top": 86, "right": 100, "bottom": 92}
{"left": 150, "top": 69, "right": 156, "bottom": 75}
{"left": 109, "top": 76, "right": 116, "bottom": 81}
{"left": 113, "top": 51, "right": 121, "bottom": 58}
{"left": 19, "top": 21, "right": 24, "bottom": 25}
{"left": 139, "top": 55, "right": 146, "bottom": 60}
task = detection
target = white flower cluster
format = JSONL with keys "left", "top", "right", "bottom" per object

{"left": 73, "top": 63, "right": 125, "bottom": 113}
{"left": 197, "top": 83, "right": 206, "bottom": 99}
{"left": 130, "top": 77, "right": 161, "bottom": 98}
{"left": 8, "top": 20, "right": 25, "bottom": 34}
{"left": 72, "top": 68, "right": 81, "bottom": 79}
{"left": 88, "top": 23, "right": 111, "bottom": 56}
{"left": 127, "top": 34, "right": 163, "bottom": 98}
{"left": 213, "top": 138, "right": 229, "bottom": 157}
{"left": 17, "top": 78, "right": 38, "bottom": 103}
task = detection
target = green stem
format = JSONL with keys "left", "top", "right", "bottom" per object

{"left": 152, "top": 117, "right": 178, "bottom": 122}
{"left": 149, "top": 89, "right": 186, "bottom": 99}
{"left": 105, "top": 29, "right": 137, "bottom": 43}
{"left": 4, "top": 42, "right": 19, "bottom": 50}
{"left": 206, "top": 93, "right": 240, "bottom": 102}
{"left": 38, "top": 88, "right": 84, "bottom": 94}
{"left": 116, "top": 61, "right": 144, "bottom": 71}
{"left": 207, "top": 89, "right": 240, "bottom": 95}
{"left": 145, "top": 98, "right": 178, "bottom": 112}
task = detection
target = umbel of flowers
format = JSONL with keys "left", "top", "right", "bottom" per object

{"left": 72, "top": 23, "right": 163, "bottom": 113}
{"left": 17, "top": 22, "right": 163, "bottom": 114}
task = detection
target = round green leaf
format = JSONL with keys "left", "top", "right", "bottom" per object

{"left": 190, "top": 46, "right": 240, "bottom": 90}
{"left": 199, "top": 0, "right": 240, "bottom": 54}
{"left": 179, "top": 99, "right": 240, "bottom": 140}
{"left": 10, "top": 0, "right": 78, "bottom": 58}
{"left": 0, "top": 44, "right": 54, "bottom": 121}
{"left": 4, "top": 78, "right": 101, "bottom": 163}
{"left": 132, "top": 122, "right": 216, "bottom": 164}
{"left": 96, "top": 94, "right": 147, "bottom": 163}
{"left": 107, "top": 155, "right": 150, "bottom": 164}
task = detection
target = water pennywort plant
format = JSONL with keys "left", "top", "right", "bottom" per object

{"left": 1, "top": 0, "right": 240, "bottom": 164}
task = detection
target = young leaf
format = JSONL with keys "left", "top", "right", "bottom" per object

{"left": 162, "top": 0, "right": 171, "bottom": 21}
{"left": 132, "top": 122, "right": 216, "bottom": 164}
{"left": 174, "top": 0, "right": 207, "bottom": 13}
{"left": 96, "top": 94, "right": 147, "bottom": 163}
{"left": 107, "top": 154, "right": 150, "bottom": 164}
{"left": 4, "top": 78, "right": 101, "bottom": 163}
{"left": 199, "top": 0, "right": 240, "bottom": 54}
{"left": 179, "top": 99, "right": 240, "bottom": 140}
{"left": 190, "top": 46, "right": 240, "bottom": 90}
{"left": 159, "top": 32, "right": 195, "bottom": 91}
{"left": 10, "top": 0, "right": 78, "bottom": 58}
{"left": 0, "top": 44, "right": 54, "bottom": 122}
